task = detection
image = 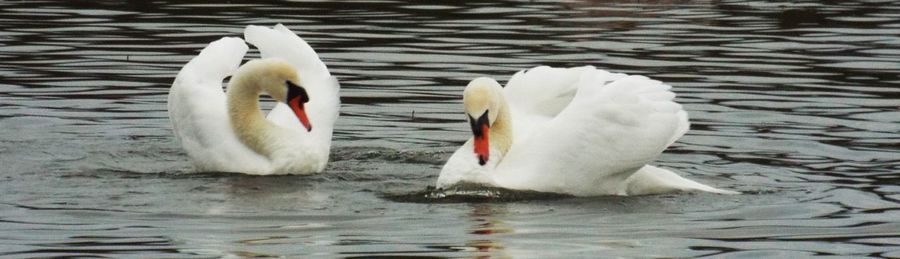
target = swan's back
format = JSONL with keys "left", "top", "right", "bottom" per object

{"left": 494, "top": 66, "right": 691, "bottom": 195}
{"left": 439, "top": 66, "right": 729, "bottom": 196}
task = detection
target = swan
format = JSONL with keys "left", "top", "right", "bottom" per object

{"left": 437, "top": 66, "right": 738, "bottom": 196}
{"left": 168, "top": 24, "right": 339, "bottom": 175}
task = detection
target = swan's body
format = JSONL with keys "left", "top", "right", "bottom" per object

{"left": 437, "top": 66, "right": 737, "bottom": 196}
{"left": 168, "top": 24, "right": 339, "bottom": 175}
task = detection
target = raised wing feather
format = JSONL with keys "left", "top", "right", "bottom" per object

{"left": 505, "top": 66, "right": 628, "bottom": 116}
{"left": 168, "top": 37, "right": 269, "bottom": 172}
{"left": 243, "top": 24, "right": 340, "bottom": 139}
{"left": 494, "top": 67, "right": 688, "bottom": 196}
{"left": 504, "top": 66, "right": 583, "bottom": 118}
{"left": 245, "top": 24, "right": 330, "bottom": 79}
{"left": 503, "top": 66, "right": 629, "bottom": 141}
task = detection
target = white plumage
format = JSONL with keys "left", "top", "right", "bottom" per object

{"left": 437, "top": 66, "right": 736, "bottom": 196}
{"left": 168, "top": 24, "right": 339, "bottom": 175}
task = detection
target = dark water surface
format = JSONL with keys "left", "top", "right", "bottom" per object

{"left": 2, "top": 0, "right": 899, "bottom": 258}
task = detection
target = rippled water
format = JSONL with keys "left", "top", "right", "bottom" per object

{"left": 1, "top": 0, "right": 899, "bottom": 258}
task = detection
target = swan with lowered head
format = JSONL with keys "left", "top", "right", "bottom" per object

{"left": 168, "top": 24, "right": 339, "bottom": 175}
{"left": 437, "top": 66, "right": 737, "bottom": 196}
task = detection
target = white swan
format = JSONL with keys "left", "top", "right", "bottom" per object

{"left": 168, "top": 24, "right": 339, "bottom": 175}
{"left": 437, "top": 66, "right": 737, "bottom": 196}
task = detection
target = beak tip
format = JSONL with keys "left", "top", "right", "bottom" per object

{"left": 478, "top": 156, "right": 486, "bottom": 166}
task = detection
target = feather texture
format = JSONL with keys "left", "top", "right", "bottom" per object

{"left": 438, "top": 66, "right": 736, "bottom": 196}
{"left": 168, "top": 24, "right": 339, "bottom": 174}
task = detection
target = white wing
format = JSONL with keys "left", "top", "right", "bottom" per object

{"left": 504, "top": 66, "right": 612, "bottom": 118}
{"left": 503, "top": 66, "right": 630, "bottom": 142}
{"left": 493, "top": 67, "right": 690, "bottom": 196}
{"left": 244, "top": 24, "right": 340, "bottom": 143}
{"left": 167, "top": 37, "right": 270, "bottom": 172}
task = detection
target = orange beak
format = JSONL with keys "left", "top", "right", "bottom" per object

{"left": 469, "top": 111, "right": 490, "bottom": 166}
{"left": 474, "top": 125, "right": 489, "bottom": 165}
{"left": 288, "top": 96, "right": 312, "bottom": 132}
{"left": 286, "top": 81, "right": 312, "bottom": 132}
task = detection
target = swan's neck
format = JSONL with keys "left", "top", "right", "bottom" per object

{"left": 227, "top": 76, "right": 278, "bottom": 158}
{"left": 492, "top": 96, "right": 513, "bottom": 158}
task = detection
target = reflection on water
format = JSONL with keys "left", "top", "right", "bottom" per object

{"left": 466, "top": 205, "right": 511, "bottom": 258}
{"left": 1, "top": 0, "right": 899, "bottom": 258}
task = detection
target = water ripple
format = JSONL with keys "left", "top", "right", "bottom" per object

{"left": 1, "top": 0, "right": 899, "bottom": 258}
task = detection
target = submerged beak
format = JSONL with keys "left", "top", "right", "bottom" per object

{"left": 287, "top": 81, "right": 312, "bottom": 132}
{"left": 469, "top": 111, "right": 490, "bottom": 166}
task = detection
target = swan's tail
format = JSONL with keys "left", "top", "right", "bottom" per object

{"left": 626, "top": 165, "right": 741, "bottom": 195}
{"left": 176, "top": 37, "right": 249, "bottom": 85}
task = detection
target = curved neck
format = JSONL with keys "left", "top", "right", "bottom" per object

{"left": 492, "top": 95, "right": 513, "bottom": 157}
{"left": 227, "top": 76, "right": 277, "bottom": 158}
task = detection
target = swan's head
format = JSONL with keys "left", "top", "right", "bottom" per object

{"left": 463, "top": 77, "right": 503, "bottom": 166}
{"left": 243, "top": 59, "right": 313, "bottom": 132}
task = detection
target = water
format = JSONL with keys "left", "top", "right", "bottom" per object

{"left": 1, "top": 0, "right": 899, "bottom": 257}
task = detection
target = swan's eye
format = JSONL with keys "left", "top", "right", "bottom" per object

{"left": 286, "top": 81, "right": 309, "bottom": 103}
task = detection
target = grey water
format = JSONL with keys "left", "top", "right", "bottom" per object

{"left": 1, "top": 0, "right": 898, "bottom": 258}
